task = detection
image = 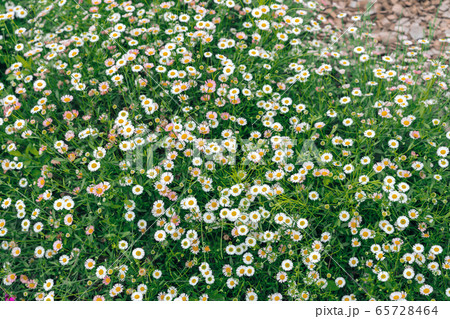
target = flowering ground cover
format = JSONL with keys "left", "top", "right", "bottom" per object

{"left": 0, "top": 0, "right": 449, "bottom": 301}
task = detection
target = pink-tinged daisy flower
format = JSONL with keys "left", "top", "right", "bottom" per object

{"left": 85, "top": 225, "right": 95, "bottom": 235}
{"left": 204, "top": 79, "right": 216, "bottom": 92}
{"left": 409, "top": 131, "right": 421, "bottom": 139}
{"left": 61, "top": 95, "right": 73, "bottom": 103}
{"left": 37, "top": 177, "right": 45, "bottom": 188}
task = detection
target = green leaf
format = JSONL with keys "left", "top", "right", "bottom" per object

{"left": 29, "top": 145, "right": 40, "bottom": 156}
{"left": 124, "top": 199, "right": 133, "bottom": 206}
{"left": 209, "top": 292, "right": 226, "bottom": 301}
{"left": 25, "top": 143, "right": 40, "bottom": 156}
{"left": 31, "top": 169, "right": 41, "bottom": 178}
{"left": 16, "top": 55, "right": 31, "bottom": 69}
{"left": 9, "top": 150, "right": 22, "bottom": 156}
{"left": 327, "top": 280, "right": 339, "bottom": 291}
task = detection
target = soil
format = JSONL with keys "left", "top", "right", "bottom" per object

{"left": 319, "top": 0, "right": 450, "bottom": 57}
